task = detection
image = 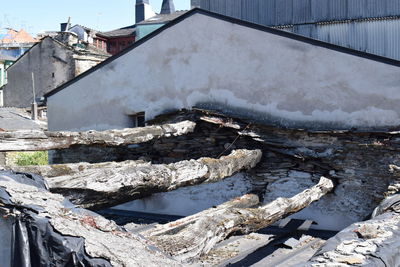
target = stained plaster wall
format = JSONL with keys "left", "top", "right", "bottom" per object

{"left": 47, "top": 12, "right": 400, "bottom": 131}
{"left": 4, "top": 38, "right": 75, "bottom": 108}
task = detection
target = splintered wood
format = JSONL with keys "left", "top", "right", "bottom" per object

{"left": 144, "top": 177, "right": 334, "bottom": 262}
{"left": 12, "top": 149, "right": 262, "bottom": 210}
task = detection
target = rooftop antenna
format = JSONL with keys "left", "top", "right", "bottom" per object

{"left": 66, "top": 17, "right": 71, "bottom": 31}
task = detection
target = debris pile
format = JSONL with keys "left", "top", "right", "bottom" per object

{"left": 1, "top": 108, "right": 400, "bottom": 265}
{"left": 304, "top": 196, "right": 400, "bottom": 266}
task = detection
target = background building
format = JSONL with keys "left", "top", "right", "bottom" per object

{"left": 99, "top": 0, "right": 179, "bottom": 55}
{"left": 0, "top": 55, "right": 15, "bottom": 106}
{"left": 3, "top": 35, "right": 109, "bottom": 108}
{"left": 0, "top": 28, "right": 38, "bottom": 58}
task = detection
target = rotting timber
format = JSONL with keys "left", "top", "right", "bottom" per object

{"left": 0, "top": 120, "right": 195, "bottom": 151}
{"left": 2, "top": 108, "right": 400, "bottom": 265}
{"left": 0, "top": 172, "right": 181, "bottom": 267}
{"left": 10, "top": 149, "right": 262, "bottom": 210}
{"left": 0, "top": 171, "right": 334, "bottom": 265}
{"left": 143, "top": 177, "right": 334, "bottom": 262}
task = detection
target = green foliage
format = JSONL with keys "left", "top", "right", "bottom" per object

{"left": 14, "top": 151, "right": 48, "bottom": 166}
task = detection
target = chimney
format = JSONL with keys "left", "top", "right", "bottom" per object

{"left": 160, "top": 0, "right": 175, "bottom": 14}
{"left": 60, "top": 23, "right": 68, "bottom": 32}
{"left": 136, "top": 0, "right": 155, "bottom": 24}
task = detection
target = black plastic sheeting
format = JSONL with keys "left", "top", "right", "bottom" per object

{"left": 0, "top": 171, "right": 112, "bottom": 267}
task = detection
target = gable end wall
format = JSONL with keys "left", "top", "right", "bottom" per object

{"left": 47, "top": 13, "right": 400, "bottom": 131}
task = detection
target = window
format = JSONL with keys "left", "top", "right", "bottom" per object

{"left": 129, "top": 112, "right": 145, "bottom": 127}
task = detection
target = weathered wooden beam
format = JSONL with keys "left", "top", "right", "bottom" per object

{"left": 0, "top": 171, "right": 181, "bottom": 266}
{"left": 145, "top": 194, "right": 260, "bottom": 237}
{"left": 12, "top": 149, "right": 262, "bottom": 210}
{"left": 144, "top": 177, "right": 334, "bottom": 262}
{"left": 0, "top": 121, "right": 196, "bottom": 151}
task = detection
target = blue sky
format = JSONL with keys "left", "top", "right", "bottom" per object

{"left": 0, "top": 0, "right": 190, "bottom": 36}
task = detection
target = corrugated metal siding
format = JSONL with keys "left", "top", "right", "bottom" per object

{"left": 198, "top": 0, "right": 400, "bottom": 60}
{"left": 289, "top": 19, "right": 400, "bottom": 60}
{"left": 199, "top": 0, "right": 400, "bottom": 26}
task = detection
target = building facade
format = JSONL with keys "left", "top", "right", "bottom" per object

{"left": 45, "top": 10, "right": 400, "bottom": 132}
{"left": 98, "top": 26, "right": 136, "bottom": 55}
{"left": 0, "top": 55, "right": 15, "bottom": 106}
{"left": 99, "top": 0, "right": 178, "bottom": 55}
{"left": 4, "top": 36, "right": 109, "bottom": 108}
{"left": 0, "top": 29, "right": 38, "bottom": 59}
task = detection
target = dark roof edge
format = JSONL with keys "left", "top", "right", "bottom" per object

{"left": 45, "top": 8, "right": 400, "bottom": 98}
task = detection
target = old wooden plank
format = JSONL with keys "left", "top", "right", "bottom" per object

{"left": 0, "top": 121, "right": 196, "bottom": 151}
{"left": 12, "top": 149, "right": 262, "bottom": 210}
{"left": 145, "top": 177, "right": 334, "bottom": 262}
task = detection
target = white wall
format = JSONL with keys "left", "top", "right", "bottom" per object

{"left": 47, "top": 12, "right": 400, "bottom": 131}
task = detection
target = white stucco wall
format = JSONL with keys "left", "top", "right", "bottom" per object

{"left": 47, "top": 12, "right": 400, "bottom": 131}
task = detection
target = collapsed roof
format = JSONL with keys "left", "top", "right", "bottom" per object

{"left": 1, "top": 109, "right": 400, "bottom": 265}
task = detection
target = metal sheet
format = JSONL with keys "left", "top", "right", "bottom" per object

{"left": 290, "top": 19, "right": 400, "bottom": 60}
{"left": 198, "top": 0, "right": 400, "bottom": 26}
{"left": 197, "top": 0, "right": 400, "bottom": 60}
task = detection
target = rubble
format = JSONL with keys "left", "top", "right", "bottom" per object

{"left": 0, "top": 120, "right": 196, "bottom": 151}
{"left": 302, "top": 211, "right": 400, "bottom": 266}
{"left": 0, "top": 171, "right": 332, "bottom": 265}
{"left": 10, "top": 149, "right": 262, "bottom": 210}
{"left": 2, "top": 108, "right": 400, "bottom": 264}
